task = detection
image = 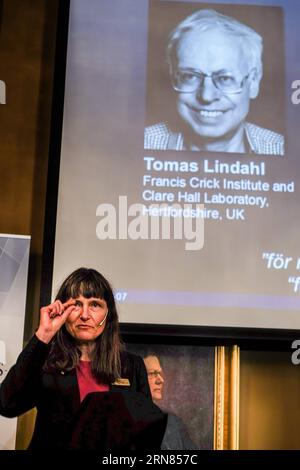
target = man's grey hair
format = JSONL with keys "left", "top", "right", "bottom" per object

{"left": 167, "top": 9, "right": 263, "bottom": 80}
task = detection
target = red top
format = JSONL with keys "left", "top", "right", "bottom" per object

{"left": 76, "top": 360, "right": 109, "bottom": 402}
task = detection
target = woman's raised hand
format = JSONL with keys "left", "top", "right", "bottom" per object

{"left": 35, "top": 299, "right": 76, "bottom": 344}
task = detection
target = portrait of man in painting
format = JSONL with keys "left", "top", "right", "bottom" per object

{"left": 127, "top": 343, "right": 215, "bottom": 450}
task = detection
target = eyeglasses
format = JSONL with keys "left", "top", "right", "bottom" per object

{"left": 171, "top": 68, "right": 253, "bottom": 94}
{"left": 147, "top": 370, "right": 164, "bottom": 379}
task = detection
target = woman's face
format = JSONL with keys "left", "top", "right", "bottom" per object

{"left": 65, "top": 294, "right": 108, "bottom": 342}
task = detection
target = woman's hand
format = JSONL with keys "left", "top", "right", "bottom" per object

{"left": 35, "top": 299, "right": 76, "bottom": 344}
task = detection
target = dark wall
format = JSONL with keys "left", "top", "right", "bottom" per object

{"left": 0, "top": 0, "right": 59, "bottom": 340}
{"left": 240, "top": 349, "right": 300, "bottom": 449}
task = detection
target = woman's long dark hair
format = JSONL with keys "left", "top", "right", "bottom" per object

{"left": 43, "top": 268, "right": 122, "bottom": 383}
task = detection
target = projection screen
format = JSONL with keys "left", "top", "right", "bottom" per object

{"left": 48, "top": 0, "right": 300, "bottom": 331}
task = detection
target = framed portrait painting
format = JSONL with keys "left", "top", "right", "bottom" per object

{"left": 126, "top": 342, "right": 215, "bottom": 450}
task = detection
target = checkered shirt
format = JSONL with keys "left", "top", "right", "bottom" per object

{"left": 144, "top": 121, "right": 284, "bottom": 155}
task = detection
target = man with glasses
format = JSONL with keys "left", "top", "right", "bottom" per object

{"left": 144, "top": 9, "right": 284, "bottom": 155}
{"left": 143, "top": 354, "right": 198, "bottom": 450}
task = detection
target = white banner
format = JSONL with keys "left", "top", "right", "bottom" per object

{"left": 0, "top": 234, "right": 30, "bottom": 450}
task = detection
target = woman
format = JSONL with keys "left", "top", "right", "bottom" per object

{"left": 0, "top": 268, "right": 165, "bottom": 449}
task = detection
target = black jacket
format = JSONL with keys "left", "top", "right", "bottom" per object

{"left": 0, "top": 335, "right": 165, "bottom": 449}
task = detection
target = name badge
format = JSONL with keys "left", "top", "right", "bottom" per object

{"left": 112, "top": 378, "right": 130, "bottom": 386}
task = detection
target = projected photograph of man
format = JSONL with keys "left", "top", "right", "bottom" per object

{"left": 144, "top": 3, "right": 285, "bottom": 156}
